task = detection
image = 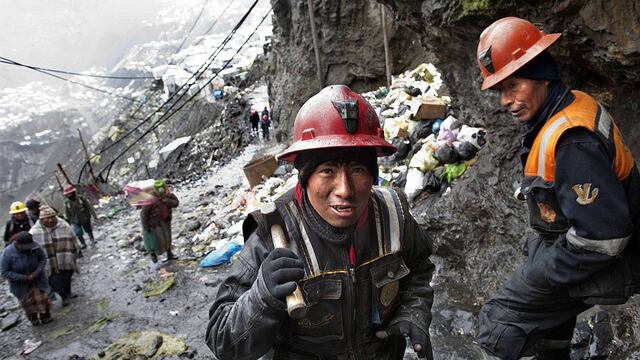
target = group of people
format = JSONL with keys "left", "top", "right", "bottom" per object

{"left": 249, "top": 106, "right": 272, "bottom": 141}
{"left": 206, "top": 17, "right": 640, "bottom": 360}
{"left": 1, "top": 185, "right": 98, "bottom": 326}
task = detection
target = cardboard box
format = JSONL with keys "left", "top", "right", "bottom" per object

{"left": 243, "top": 155, "right": 278, "bottom": 188}
{"left": 413, "top": 97, "right": 447, "bottom": 120}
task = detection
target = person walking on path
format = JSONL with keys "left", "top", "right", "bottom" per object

{"left": 1, "top": 231, "right": 52, "bottom": 325}
{"left": 63, "top": 185, "right": 97, "bottom": 249}
{"left": 30, "top": 206, "right": 80, "bottom": 307}
{"left": 250, "top": 110, "right": 260, "bottom": 136}
{"left": 206, "top": 85, "right": 435, "bottom": 359}
{"left": 260, "top": 114, "right": 271, "bottom": 141}
{"left": 475, "top": 17, "right": 640, "bottom": 359}
{"left": 4, "top": 202, "right": 35, "bottom": 245}
{"left": 25, "top": 199, "right": 41, "bottom": 223}
{"left": 140, "top": 180, "right": 179, "bottom": 263}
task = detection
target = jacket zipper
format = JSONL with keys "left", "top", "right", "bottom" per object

{"left": 344, "top": 251, "right": 359, "bottom": 360}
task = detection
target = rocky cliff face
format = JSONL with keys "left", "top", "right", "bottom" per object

{"left": 267, "top": 0, "right": 427, "bottom": 139}
{"left": 267, "top": 0, "right": 640, "bottom": 358}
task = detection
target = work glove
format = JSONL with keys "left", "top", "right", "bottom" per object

{"left": 376, "top": 321, "right": 433, "bottom": 359}
{"left": 261, "top": 248, "right": 304, "bottom": 302}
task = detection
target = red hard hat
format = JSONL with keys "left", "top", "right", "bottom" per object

{"left": 63, "top": 185, "right": 76, "bottom": 196}
{"left": 477, "top": 17, "right": 561, "bottom": 90}
{"left": 277, "top": 85, "right": 396, "bottom": 163}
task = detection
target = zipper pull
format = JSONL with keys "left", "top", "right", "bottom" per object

{"left": 349, "top": 267, "right": 356, "bottom": 283}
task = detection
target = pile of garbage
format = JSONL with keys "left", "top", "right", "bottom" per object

{"left": 362, "top": 63, "right": 488, "bottom": 202}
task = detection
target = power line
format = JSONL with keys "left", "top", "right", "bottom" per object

{"left": 99, "top": 3, "right": 270, "bottom": 183}
{"left": 173, "top": 0, "right": 211, "bottom": 55}
{"left": 94, "top": 0, "right": 236, "bottom": 156}
{"left": 0, "top": 57, "right": 153, "bottom": 80}
{"left": 0, "top": 56, "right": 136, "bottom": 101}
{"left": 191, "top": 0, "right": 234, "bottom": 48}
{"left": 94, "top": 0, "right": 260, "bottom": 160}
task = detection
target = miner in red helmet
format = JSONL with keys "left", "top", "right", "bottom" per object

{"left": 206, "top": 85, "right": 435, "bottom": 359}
{"left": 476, "top": 17, "right": 640, "bottom": 359}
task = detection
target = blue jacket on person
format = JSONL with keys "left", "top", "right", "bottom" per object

{"left": 1, "top": 241, "right": 48, "bottom": 300}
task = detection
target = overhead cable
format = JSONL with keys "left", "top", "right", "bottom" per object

{"left": 0, "top": 56, "right": 135, "bottom": 101}
{"left": 94, "top": 0, "right": 260, "bottom": 159}
{"left": 98, "top": 2, "right": 270, "bottom": 182}
{"left": 0, "top": 57, "right": 153, "bottom": 80}
{"left": 94, "top": 0, "right": 238, "bottom": 156}
{"left": 191, "top": 0, "right": 234, "bottom": 48}
{"left": 173, "top": 0, "right": 211, "bottom": 55}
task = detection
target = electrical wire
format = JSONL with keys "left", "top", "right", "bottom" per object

{"left": 0, "top": 56, "right": 136, "bottom": 101}
{"left": 173, "top": 0, "right": 211, "bottom": 55}
{"left": 98, "top": 4, "right": 271, "bottom": 182}
{"left": 93, "top": 0, "right": 238, "bottom": 157}
{"left": 93, "top": 0, "right": 260, "bottom": 163}
{"left": 0, "top": 57, "right": 153, "bottom": 80}
{"left": 191, "top": 0, "right": 234, "bottom": 48}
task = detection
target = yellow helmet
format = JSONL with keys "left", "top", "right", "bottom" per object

{"left": 9, "top": 201, "right": 27, "bottom": 214}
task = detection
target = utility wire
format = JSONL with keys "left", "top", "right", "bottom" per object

{"left": 191, "top": 0, "right": 234, "bottom": 48}
{"left": 173, "top": 0, "right": 211, "bottom": 55}
{"left": 99, "top": 3, "right": 270, "bottom": 182}
{"left": 0, "top": 56, "right": 135, "bottom": 101}
{"left": 0, "top": 57, "right": 153, "bottom": 80}
{"left": 94, "top": 0, "right": 236, "bottom": 156}
{"left": 94, "top": 0, "right": 260, "bottom": 161}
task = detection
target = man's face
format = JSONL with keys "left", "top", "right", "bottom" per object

{"left": 13, "top": 212, "right": 26, "bottom": 221}
{"left": 306, "top": 160, "right": 373, "bottom": 228}
{"left": 495, "top": 76, "right": 549, "bottom": 122}
{"left": 41, "top": 216, "right": 57, "bottom": 228}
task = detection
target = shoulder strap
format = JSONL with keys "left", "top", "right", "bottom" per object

{"left": 372, "top": 186, "right": 406, "bottom": 255}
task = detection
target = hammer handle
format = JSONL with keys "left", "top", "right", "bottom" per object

{"left": 270, "top": 223, "right": 307, "bottom": 319}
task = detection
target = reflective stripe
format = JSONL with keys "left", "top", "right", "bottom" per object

{"left": 597, "top": 104, "right": 612, "bottom": 139}
{"left": 376, "top": 188, "right": 401, "bottom": 253}
{"left": 566, "top": 227, "right": 630, "bottom": 256}
{"left": 537, "top": 116, "right": 567, "bottom": 177}
{"left": 288, "top": 203, "right": 320, "bottom": 275}
{"left": 371, "top": 199, "right": 384, "bottom": 256}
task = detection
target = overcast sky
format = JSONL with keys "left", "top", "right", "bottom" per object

{"left": 0, "top": 0, "right": 239, "bottom": 89}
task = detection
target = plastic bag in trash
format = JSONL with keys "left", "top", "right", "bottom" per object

{"left": 424, "top": 172, "right": 442, "bottom": 194}
{"left": 393, "top": 138, "right": 412, "bottom": 161}
{"left": 434, "top": 144, "right": 461, "bottom": 164}
{"left": 404, "top": 86, "right": 422, "bottom": 97}
{"left": 409, "top": 145, "right": 440, "bottom": 172}
{"left": 391, "top": 165, "right": 408, "bottom": 188}
{"left": 457, "top": 124, "right": 487, "bottom": 149}
{"left": 440, "top": 163, "right": 467, "bottom": 183}
{"left": 440, "top": 115, "right": 460, "bottom": 132}
{"left": 454, "top": 141, "right": 479, "bottom": 161}
{"left": 431, "top": 118, "right": 443, "bottom": 135}
{"left": 404, "top": 168, "right": 425, "bottom": 202}
{"left": 199, "top": 241, "right": 243, "bottom": 267}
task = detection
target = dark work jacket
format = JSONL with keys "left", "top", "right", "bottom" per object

{"left": 4, "top": 216, "right": 34, "bottom": 244}
{"left": 520, "top": 90, "right": 640, "bottom": 303}
{"left": 1, "top": 242, "right": 48, "bottom": 300}
{"left": 206, "top": 187, "right": 434, "bottom": 360}
{"left": 64, "top": 195, "right": 95, "bottom": 225}
{"left": 140, "top": 193, "right": 179, "bottom": 231}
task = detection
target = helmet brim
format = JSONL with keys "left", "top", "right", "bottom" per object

{"left": 481, "top": 33, "right": 561, "bottom": 90}
{"left": 277, "top": 135, "right": 397, "bottom": 163}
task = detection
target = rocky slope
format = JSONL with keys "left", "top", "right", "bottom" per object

{"left": 266, "top": 0, "right": 640, "bottom": 358}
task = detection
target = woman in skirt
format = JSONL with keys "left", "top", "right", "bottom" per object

{"left": 1, "top": 231, "right": 52, "bottom": 325}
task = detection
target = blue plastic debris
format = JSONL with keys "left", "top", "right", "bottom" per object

{"left": 199, "top": 240, "right": 242, "bottom": 268}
